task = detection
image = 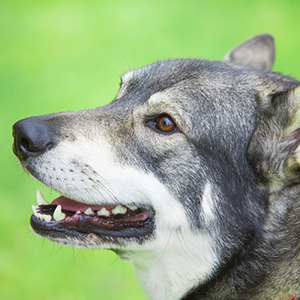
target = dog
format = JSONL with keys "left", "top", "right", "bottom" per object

{"left": 12, "top": 34, "right": 300, "bottom": 300}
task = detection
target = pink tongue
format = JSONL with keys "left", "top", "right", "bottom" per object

{"left": 51, "top": 196, "right": 114, "bottom": 212}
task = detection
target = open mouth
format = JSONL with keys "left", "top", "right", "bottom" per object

{"left": 31, "top": 190, "right": 155, "bottom": 240}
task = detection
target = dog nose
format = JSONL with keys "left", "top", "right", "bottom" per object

{"left": 12, "top": 117, "right": 54, "bottom": 161}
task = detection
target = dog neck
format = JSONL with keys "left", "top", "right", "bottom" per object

{"left": 123, "top": 229, "right": 218, "bottom": 300}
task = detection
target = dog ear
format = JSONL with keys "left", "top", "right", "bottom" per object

{"left": 224, "top": 34, "right": 275, "bottom": 71}
{"left": 247, "top": 86, "right": 300, "bottom": 187}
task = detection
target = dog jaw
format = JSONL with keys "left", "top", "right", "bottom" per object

{"left": 12, "top": 34, "right": 300, "bottom": 299}
{"left": 23, "top": 133, "right": 219, "bottom": 297}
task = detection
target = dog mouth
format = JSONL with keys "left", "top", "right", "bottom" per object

{"left": 31, "top": 190, "right": 155, "bottom": 240}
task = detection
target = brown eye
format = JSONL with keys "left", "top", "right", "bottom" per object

{"left": 156, "top": 115, "right": 177, "bottom": 132}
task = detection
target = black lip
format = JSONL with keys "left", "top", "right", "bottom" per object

{"left": 30, "top": 212, "right": 155, "bottom": 240}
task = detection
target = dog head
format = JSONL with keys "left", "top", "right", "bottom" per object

{"left": 13, "top": 35, "right": 300, "bottom": 299}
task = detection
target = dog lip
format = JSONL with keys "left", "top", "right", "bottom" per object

{"left": 30, "top": 209, "right": 155, "bottom": 239}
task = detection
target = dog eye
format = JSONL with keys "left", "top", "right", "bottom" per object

{"left": 145, "top": 114, "right": 178, "bottom": 134}
{"left": 155, "top": 115, "right": 177, "bottom": 133}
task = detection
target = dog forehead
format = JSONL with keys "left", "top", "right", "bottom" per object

{"left": 123, "top": 58, "right": 257, "bottom": 84}
{"left": 119, "top": 59, "right": 217, "bottom": 96}
{"left": 107, "top": 57, "right": 298, "bottom": 132}
{"left": 118, "top": 58, "right": 274, "bottom": 104}
{"left": 110, "top": 60, "right": 201, "bottom": 114}
{"left": 106, "top": 59, "right": 263, "bottom": 135}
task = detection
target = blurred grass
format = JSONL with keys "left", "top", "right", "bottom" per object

{"left": 1, "top": 0, "right": 300, "bottom": 299}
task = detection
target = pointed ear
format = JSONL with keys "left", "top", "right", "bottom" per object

{"left": 224, "top": 34, "right": 275, "bottom": 71}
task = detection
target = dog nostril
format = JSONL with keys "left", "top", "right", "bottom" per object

{"left": 20, "top": 137, "right": 31, "bottom": 152}
{"left": 12, "top": 118, "right": 55, "bottom": 161}
{"left": 19, "top": 137, "right": 49, "bottom": 154}
{"left": 14, "top": 135, "right": 46, "bottom": 160}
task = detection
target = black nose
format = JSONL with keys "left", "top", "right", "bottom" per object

{"left": 12, "top": 117, "right": 55, "bottom": 161}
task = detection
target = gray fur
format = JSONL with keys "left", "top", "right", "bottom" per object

{"left": 13, "top": 35, "right": 300, "bottom": 299}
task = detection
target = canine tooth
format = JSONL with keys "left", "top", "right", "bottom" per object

{"left": 76, "top": 210, "right": 81, "bottom": 214}
{"left": 84, "top": 208, "right": 94, "bottom": 215}
{"left": 36, "top": 189, "right": 49, "bottom": 205}
{"left": 53, "top": 205, "right": 66, "bottom": 221}
{"left": 97, "top": 207, "right": 110, "bottom": 217}
{"left": 127, "top": 205, "right": 138, "bottom": 211}
{"left": 112, "top": 205, "right": 127, "bottom": 215}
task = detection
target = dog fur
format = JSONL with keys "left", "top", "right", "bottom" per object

{"left": 13, "top": 34, "right": 300, "bottom": 300}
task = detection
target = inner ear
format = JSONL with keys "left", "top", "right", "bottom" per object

{"left": 224, "top": 34, "right": 275, "bottom": 71}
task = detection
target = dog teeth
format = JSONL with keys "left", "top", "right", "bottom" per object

{"left": 36, "top": 213, "right": 43, "bottom": 220}
{"left": 32, "top": 200, "right": 132, "bottom": 222}
{"left": 32, "top": 205, "right": 39, "bottom": 214}
{"left": 43, "top": 214, "right": 52, "bottom": 222}
{"left": 84, "top": 208, "right": 94, "bottom": 215}
{"left": 112, "top": 205, "right": 127, "bottom": 215}
{"left": 32, "top": 205, "right": 42, "bottom": 220}
{"left": 32, "top": 205, "right": 52, "bottom": 222}
{"left": 53, "top": 205, "right": 66, "bottom": 221}
{"left": 97, "top": 207, "right": 110, "bottom": 217}
{"left": 127, "top": 205, "right": 138, "bottom": 211}
{"left": 36, "top": 189, "right": 49, "bottom": 205}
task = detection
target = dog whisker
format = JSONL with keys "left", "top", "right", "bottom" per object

{"left": 13, "top": 34, "right": 300, "bottom": 299}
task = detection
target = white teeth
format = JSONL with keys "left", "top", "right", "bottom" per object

{"left": 76, "top": 210, "right": 81, "bottom": 214}
{"left": 53, "top": 205, "right": 66, "bottom": 221}
{"left": 36, "top": 190, "right": 49, "bottom": 206}
{"left": 97, "top": 207, "right": 110, "bottom": 217}
{"left": 36, "top": 213, "right": 43, "bottom": 220}
{"left": 32, "top": 205, "right": 52, "bottom": 222}
{"left": 32, "top": 205, "right": 39, "bottom": 215}
{"left": 43, "top": 214, "right": 52, "bottom": 222}
{"left": 84, "top": 208, "right": 94, "bottom": 215}
{"left": 112, "top": 205, "right": 127, "bottom": 215}
{"left": 33, "top": 193, "right": 52, "bottom": 222}
{"left": 127, "top": 205, "right": 138, "bottom": 211}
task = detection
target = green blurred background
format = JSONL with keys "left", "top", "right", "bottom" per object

{"left": 1, "top": 0, "right": 300, "bottom": 299}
